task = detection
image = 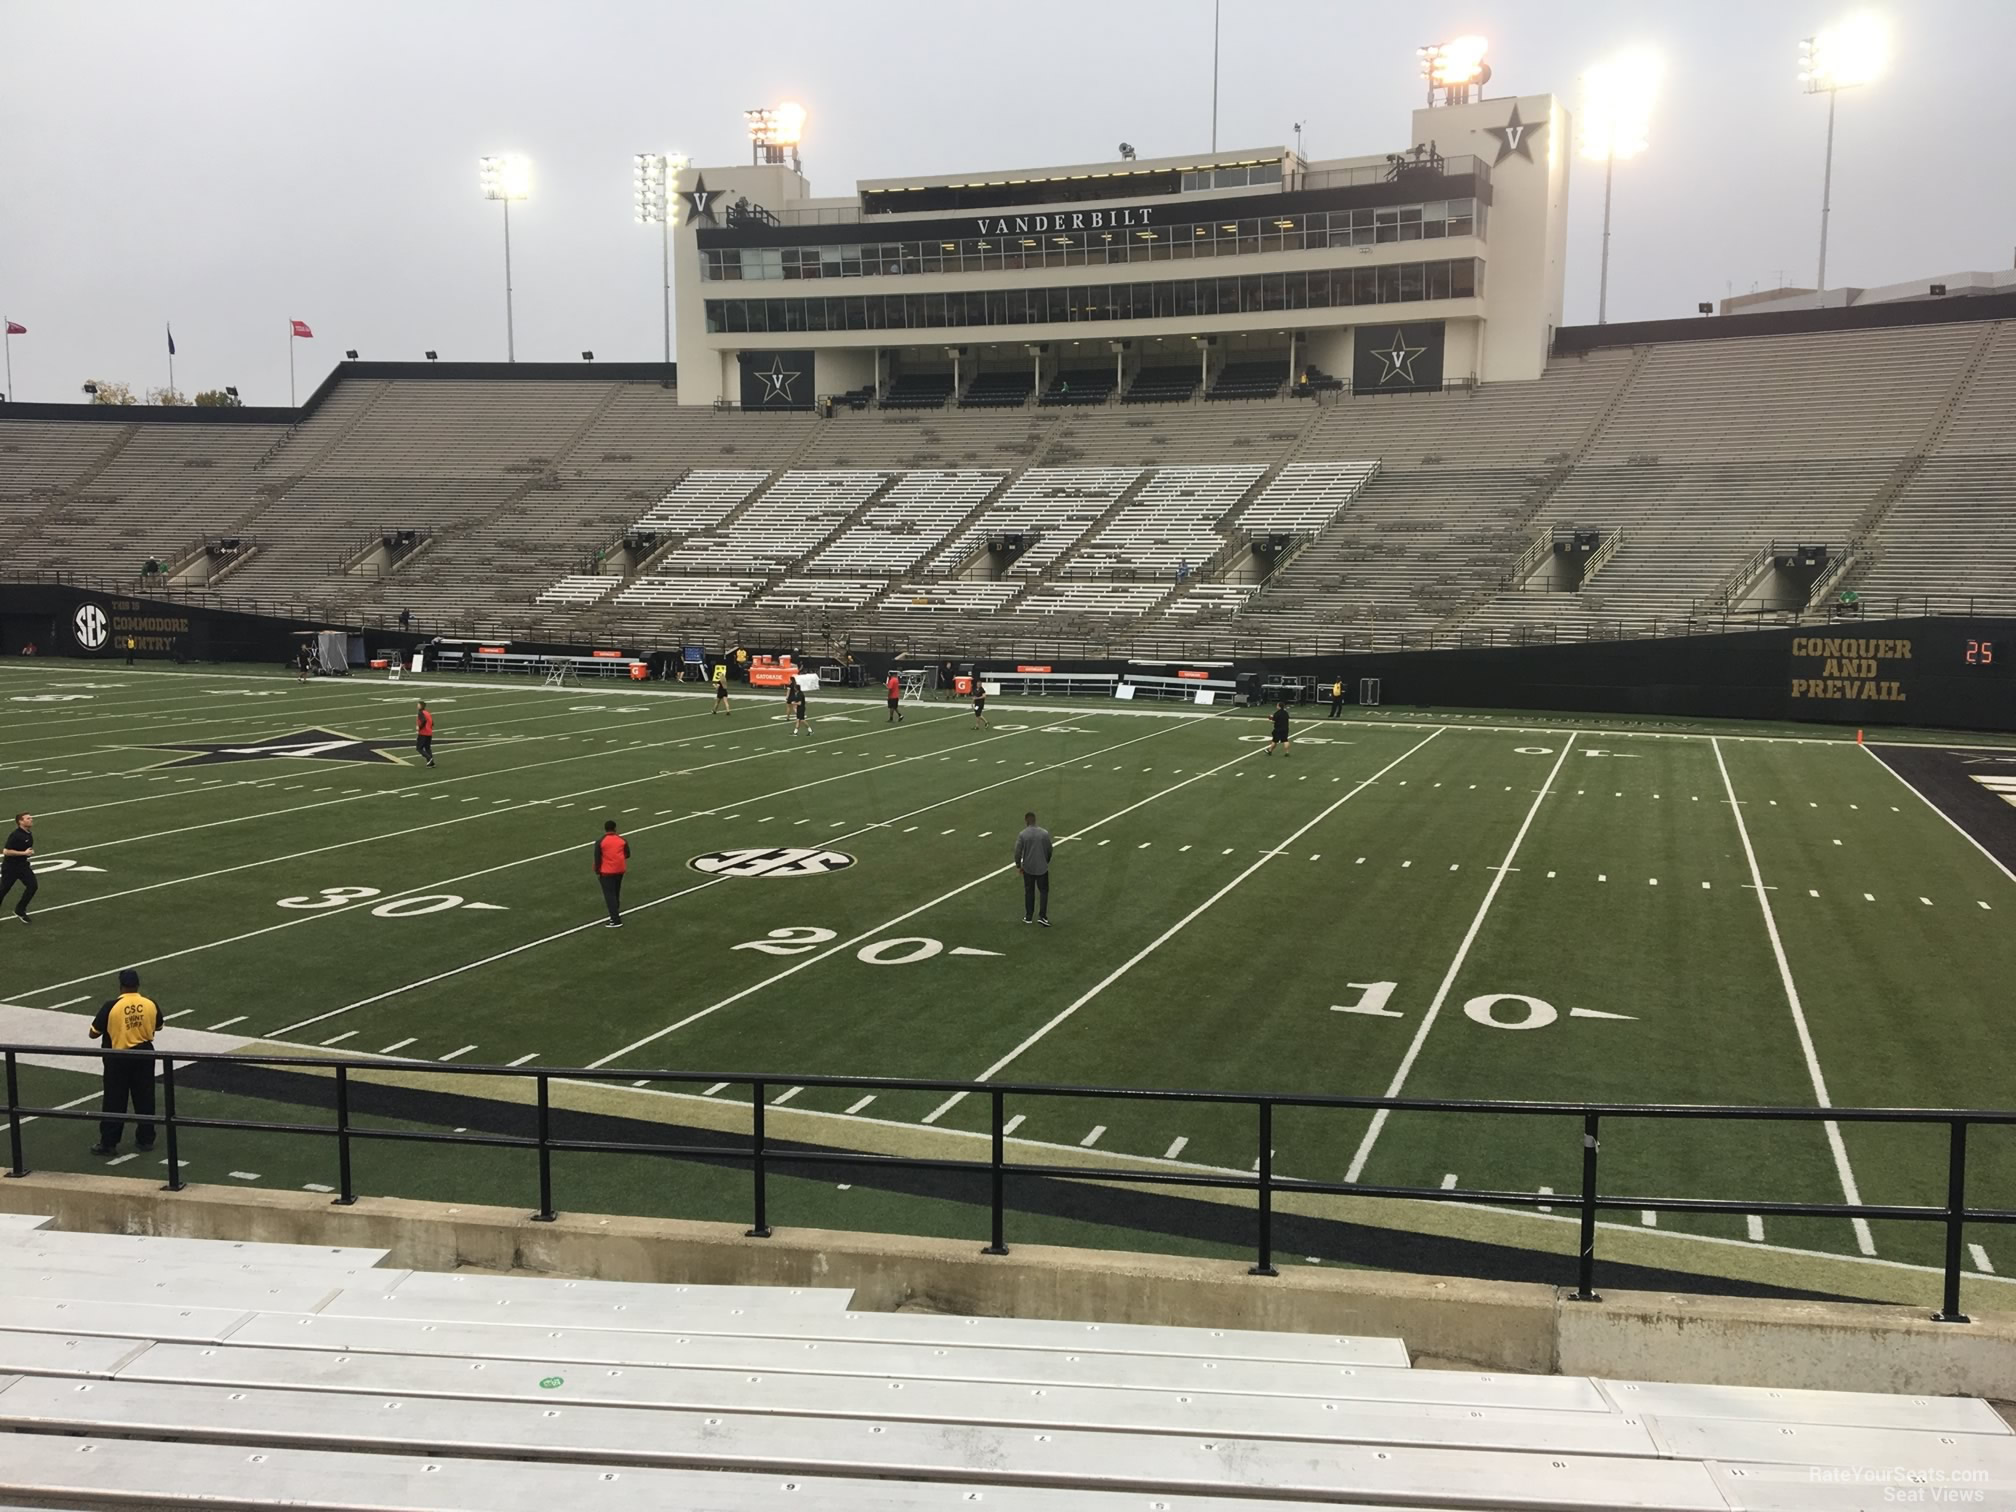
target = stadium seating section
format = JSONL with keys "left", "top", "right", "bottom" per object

{"left": 4, "top": 317, "right": 2013, "bottom": 652}
{"left": 0, "top": 1215, "right": 2009, "bottom": 1508}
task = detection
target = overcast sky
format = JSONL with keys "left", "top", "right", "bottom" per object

{"left": 3, "top": 0, "right": 2011, "bottom": 405}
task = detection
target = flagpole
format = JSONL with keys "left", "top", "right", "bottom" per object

{"left": 3, "top": 330, "right": 11, "bottom": 404}
{"left": 289, "top": 329, "right": 297, "bottom": 408}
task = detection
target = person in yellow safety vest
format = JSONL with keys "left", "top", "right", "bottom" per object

{"left": 712, "top": 661, "right": 731, "bottom": 715}
{"left": 88, "top": 968, "right": 161, "bottom": 1156}
{"left": 1329, "top": 678, "right": 1345, "bottom": 719}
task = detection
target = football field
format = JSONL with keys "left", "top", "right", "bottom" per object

{"left": 2, "top": 660, "right": 2013, "bottom": 1309}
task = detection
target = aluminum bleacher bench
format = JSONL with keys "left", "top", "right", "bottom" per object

{"left": 0, "top": 1376, "right": 1720, "bottom": 1505}
{"left": 0, "top": 1231, "right": 388, "bottom": 1268}
{"left": 0, "top": 1296, "right": 257, "bottom": 1345}
{"left": 358, "top": 1271, "right": 854, "bottom": 1313}
{"left": 102, "top": 1338, "right": 1615, "bottom": 1427}
{"left": 0, "top": 1437, "right": 1385, "bottom": 1512}
{"left": 239, "top": 1306, "right": 1410, "bottom": 1367}
{"left": 223, "top": 1311, "right": 1411, "bottom": 1398}
{"left": 976, "top": 670, "right": 1119, "bottom": 698}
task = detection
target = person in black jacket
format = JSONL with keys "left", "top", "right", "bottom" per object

{"left": 1267, "top": 700, "right": 1292, "bottom": 757}
{"left": 1, "top": 812, "right": 35, "bottom": 923}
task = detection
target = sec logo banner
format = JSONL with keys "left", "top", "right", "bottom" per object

{"left": 688, "top": 847, "right": 857, "bottom": 879}
{"left": 71, "top": 602, "right": 110, "bottom": 651}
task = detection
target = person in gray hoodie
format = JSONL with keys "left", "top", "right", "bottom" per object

{"left": 1014, "top": 810, "right": 1052, "bottom": 926}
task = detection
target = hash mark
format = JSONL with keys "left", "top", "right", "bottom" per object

{"left": 1746, "top": 1215, "right": 1765, "bottom": 1242}
{"left": 1079, "top": 1125, "right": 1106, "bottom": 1147}
{"left": 1002, "top": 1114, "right": 1025, "bottom": 1136}
{"left": 378, "top": 1038, "right": 416, "bottom": 1054}
{"left": 438, "top": 1044, "right": 476, "bottom": 1061}
{"left": 1164, "top": 1136, "right": 1188, "bottom": 1160}
{"left": 1969, "top": 1243, "right": 1995, "bottom": 1275}
{"left": 704, "top": 1082, "right": 729, "bottom": 1096}
{"left": 1440, "top": 1173, "right": 1457, "bottom": 1190}
{"left": 845, "top": 1095, "right": 875, "bottom": 1115}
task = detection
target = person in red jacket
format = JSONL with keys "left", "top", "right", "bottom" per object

{"left": 415, "top": 701, "right": 436, "bottom": 767}
{"left": 885, "top": 671, "right": 904, "bottom": 723}
{"left": 594, "top": 819, "right": 630, "bottom": 927}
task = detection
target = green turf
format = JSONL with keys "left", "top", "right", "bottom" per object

{"left": 2, "top": 660, "right": 2011, "bottom": 1306}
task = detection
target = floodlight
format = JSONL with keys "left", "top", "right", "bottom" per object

{"left": 1579, "top": 49, "right": 1661, "bottom": 161}
{"left": 1698, "top": 302, "right": 1714, "bottom": 314}
{"left": 1800, "top": 14, "right": 1887, "bottom": 91}
{"left": 225, "top": 386, "right": 239, "bottom": 398}
{"left": 477, "top": 153, "right": 532, "bottom": 201}
{"left": 745, "top": 103, "right": 808, "bottom": 167}
{"left": 424, "top": 350, "right": 438, "bottom": 361}
{"left": 582, "top": 351, "right": 594, "bottom": 360}
{"left": 1419, "top": 36, "right": 1489, "bottom": 103}
{"left": 344, "top": 348, "right": 359, "bottom": 360}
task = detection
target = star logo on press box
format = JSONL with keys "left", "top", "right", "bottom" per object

{"left": 753, "top": 356, "right": 801, "bottom": 405}
{"left": 1484, "top": 104, "right": 1546, "bottom": 165}
{"left": 1368, "top": 330, "right": 1427, "bottom": 385}
{"left": 680, "top": 174, "right": 720, "bottom": 225}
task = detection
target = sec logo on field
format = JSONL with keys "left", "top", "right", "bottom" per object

{"left": 71, "top": 602, "right": 110, "bottom": 651}
{"left": 688, "top": 847, "right": 857, "bottom": 879}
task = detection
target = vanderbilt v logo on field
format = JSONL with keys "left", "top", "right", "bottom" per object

{"left": 148, "top": 727, "right": 426, "bottom": 767}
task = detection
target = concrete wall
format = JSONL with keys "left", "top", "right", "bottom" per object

{"left": 3, "top": 1173, "right": 2008, "bottom": 1400}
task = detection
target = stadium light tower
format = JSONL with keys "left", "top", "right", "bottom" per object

{"left": 1418, "top": 36, "right": 1490, "bottom": 106}
{"left": 477, "top": 153, "right": 532, "bottom": 362}
{"left": 1579, "top": 49, "right": 1661, "bottom": 325}
{"left": 745, "top": 102, "right": 807, "bottom": 170}
{"left": 1800, "top": 14, "right": 1887, "bottom": 295}
{"left": 634, "top": 153, "right": 686, "bottom": 367}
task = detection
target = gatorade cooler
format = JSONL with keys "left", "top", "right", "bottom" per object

{"left": 954, "top": 675, "right": 974, "bottom": 696}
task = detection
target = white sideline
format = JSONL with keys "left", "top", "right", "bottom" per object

{"left": 1344, "top": 735, "right": 1579, "bottom": 1185}
{"left": 921, "top": 727, "right": 1446, "bottom": 1125}
{"left": 585, "top": 718, "right": 1267, "bottom": 1070}
{"left": 1713, "top": 737, "right": 1877, "bottom": 1258}
{"left": 1860, "top": 742, "right": 2016, "bottom": 887}
{"left": 263, "top": 712, "right": 1164, "bottom": 1038}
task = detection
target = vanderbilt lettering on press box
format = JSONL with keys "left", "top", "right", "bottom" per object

{"left": 1788, "top": 635, "right": 1912, "bottom": 703}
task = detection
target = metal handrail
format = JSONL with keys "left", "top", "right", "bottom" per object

{"left": 5, "top": 1044, "right": 2010, "bottom": 1319}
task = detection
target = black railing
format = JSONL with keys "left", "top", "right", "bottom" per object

{"left": 5, "top": 1044, "right": 2012, "bottom": 1321}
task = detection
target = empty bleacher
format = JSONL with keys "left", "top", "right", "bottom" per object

{"left": 5, "top": 309, "right": 2014, "bottom": 652}
{"left": 958, "top": 370, "right": 1035, "bottom": 408}
{"left": 1207, "top": 358, "right": 1290, "bottom": 401}
{"left": 1065, "top": 464, "right": 1264, "bottom": 578}
{"left": 1120, "top": 365, "right": 1198, "bottom": 404}
{"left": 656, "top": 470, "right": 889, "bottom": 575}
{"left": 0, "top": 1218, "right": 2009, "bottom": 1509}
{"left": 754, "top": 577, "right": 886, "bottom": 613}
{"left": 927, "top": 466, "right": 1142, "bottom": 575}
{"left": 879, "top": 371, "right": 954, "bottom": 410}
{"left": 806, "top": 470, "right": 1004, "bottom": 575}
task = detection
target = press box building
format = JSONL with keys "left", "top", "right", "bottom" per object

{"left": 669, "top": 92, "right": 1570, "bottom": 409}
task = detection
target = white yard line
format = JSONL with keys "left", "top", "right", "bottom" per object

{"left": 1713, "top": 736, "right": 1877, "bottom": 1258}
{"left": 924, "top": 728, "right": 1446, "bottom": 1125}
{"left": 1860, "top": 743, "right": 2016, "bottom": 887}
{"left": 1343, "top": 735, "right": 1578, "bottom": 1185}
{"left": 263, "top": 713, "right": 1166, "bottom": 1038}
{"left": 20, "top": 713, "right": 1004, "bottom": 978}
{"left": 587, "top": 718, "right": 1257, "bottom": 1070}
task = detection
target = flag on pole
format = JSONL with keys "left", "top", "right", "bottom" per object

{"left": 3, "top": 321, "right": 24, "bottom": 336}
{"left": 290, "top": 319, "right": 314, "bottom": 338}
{"left": 166, "top": 324, "right": 176, "bottom": 356}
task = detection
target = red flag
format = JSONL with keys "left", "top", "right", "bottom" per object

{"left": 3, "top": 321, "right": 23, "bottom": 336}
{"left": 289, "top": 319, "right": 313, "bottom": 338}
